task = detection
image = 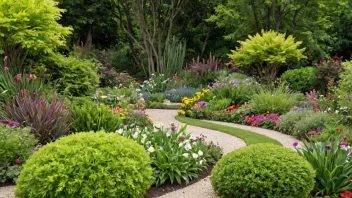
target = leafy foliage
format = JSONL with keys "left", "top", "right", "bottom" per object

{"left": 211, "top": 144, "right": 315, "bottom": 198}
{"left": 228, "top": 30, "right": 306, "bottom": 83}
{"left": 281, "top": 67, "right": 317, "bottom": 93}
{"left": 293, "top": 112, "right": 332, "bottom": 139}
{"left": 315, "top": 56, "right": 343, "bottom": 93}
{"left": 0, "top": 0, "right": 72, "bottom": 70}
{"left": 2, "top": 91, "right": 71, "bottom": 144}
{"left": 161, "top": 37, "right": 186, "bottom": 78}
{"left": 15, "top": 132, "right": 154, "bottom": 198}
{"left": 0, "top": 124, "right": 37, "bottom": 183}
{"left": 165, "top": 87, "right": 200, "bottom": 103}
{"left": 297, "top": 139, "right": 352, "bottom": 196}
{"left": 118, "top": 126, "right": 222, "bottom": 186}
{"left": 44, "top": 53, "right": 99, "bottom": 96}
{"left": 335, "top": 61, "right": 352, "bottom": 119}
{"left": 279, "top": 110, "right": 314, "bottom": 135}
{"left": 250, "top": 85, "right": 299, "bottom": 114}
{"left": 71, "top": 103, "right": 122, "bottom": 132}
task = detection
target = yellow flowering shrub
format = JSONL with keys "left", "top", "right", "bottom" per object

{"left": 178, "top": 89, "right": 209, "bottom": 116}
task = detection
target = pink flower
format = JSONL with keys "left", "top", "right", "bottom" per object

{"left": 4, "top": 67, "right": 9, "bottom": 72}
{"left": 29, "top": 74, "right": 34, "bottom": 81}
{"left": 15, "top": 158, "right": 22, "bottom": 164}
{"left": 3, "top": 56, "right": 8, "bottom": 62}
{"left": 15, "top": 74, "right": 21, "bottom": 82}
{"left": 23, "top": 89, "right": 27, "bottom": 98}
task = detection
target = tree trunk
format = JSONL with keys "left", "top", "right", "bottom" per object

{"left": 84, "top": 24, "right": 93, "bottom": 55}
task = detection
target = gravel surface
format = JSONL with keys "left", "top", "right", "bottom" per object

{"left": 0, "top": 186, "right": 15, "bottom": 198}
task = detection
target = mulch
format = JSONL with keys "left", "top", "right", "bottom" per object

{"left": 145, "top": 165, "right": 214, "bottom": 198}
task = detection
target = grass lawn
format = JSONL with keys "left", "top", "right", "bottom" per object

{"left": 176, "top": 116, "right": 281, "bottom": 146}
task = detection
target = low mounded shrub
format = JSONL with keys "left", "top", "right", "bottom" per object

{"left": 281, "top": 67, "right": 317, "bottom": 92}
{"left": 15, "top": 132, "right": 154, "bottom": 198}
{"left": 294, "top": 112, "right": 331, "bottom": 139}
{"left": 278, "top": 110, "right": 314, "bottom": 135}
{"left": 211, "top": 144, "right": 315, "bottom": 198}
{"left": 0, "top": 124, "right": 37, "bottom": 183}
{"left": 165, "top": 87, "right": 200, "bottom": 103}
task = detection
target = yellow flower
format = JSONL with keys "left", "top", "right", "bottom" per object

{"left": 178, "top": 110, "right": 186, "bottom": 115}
{"left": 147, "top": 116, "right": 153, "bottom": 123}
{"left": 180, "top": 103, "right": 185, "bottom": 107}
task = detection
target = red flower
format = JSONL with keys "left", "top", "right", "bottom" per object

{"left": 15, "top": 158, "right": 22, "bottom": 164}
{"left": 15, "top": 74, "right": 21, "bottom": 82}
{"left": 4, "top": 67, "right": 9, "bottom": 72}
{"left": 340, "top": 190, "right": 352, "bottom": 198}
{"left": 4, "top": 56, "right": 8, "bottom": 62}
{"left": 338, "top": 128, "right": 344, "bottom": 133}
{"left": 344, "top": 136, "right": 350, "bottom": 141}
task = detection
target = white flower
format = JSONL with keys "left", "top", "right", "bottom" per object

{"left": 199, "top": 160, "right": 203, "bottom": 165}
{"left": 184, "top": 140, "right": 190, "bottom": 144}
{"left": 328, "top": 107, "right": 331, "bottom": 111}
{"left": 101, "top": 95, "right": 107, "bottom": 99}
{"left": 182, "top": 153, "right": 189, "bottom": 158}
{"left": 198, "top": 150, "right": 203, "bottom": 156}
{"left": 147, "top": 146, "right": 155, "bottom": 153}
{"left": 335, "top": 110, "right": 339, "bottom": 114}
{"left": 132, "top": 132, "right": 139, "bottom": 139}
{"left": 192, "top": 153, "right": 198, "bottom": 159}
{"left": 185, "top": 144, "right": 192, "bottom": 151}
{"left": 116, "top": 129, "right": 124, "bottom": 134}
{"left": 179, "top": 142, "right": 184, "bottom": 147}
{"left": 136, "top": 89, "right": 141, "bottom": 92}
{"left": 146, "top": 141, "right": 151, "bottom": 146}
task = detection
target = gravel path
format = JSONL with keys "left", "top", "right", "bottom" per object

{"left": 0, "top": 186, "right": 15, "bottom": 198}
{"left": 203, "top": 120, "right": 303, "bottom": 149}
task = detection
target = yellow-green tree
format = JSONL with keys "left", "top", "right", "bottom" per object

{"left": 228, "top": 30, "right": 306, "bottom": 84}
{"left": 0, "top": 0, "right": 72, "bottom": 71}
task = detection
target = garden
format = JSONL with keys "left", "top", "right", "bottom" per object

{"left": 1, "top": 0, "right": 352, "bottom": 198}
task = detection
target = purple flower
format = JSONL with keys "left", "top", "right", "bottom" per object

{"left": 0, "top": 120, "right": 20, "bottom": 127}
{"left": 293, "top": 142, "right": 298, "bottom": 147}
{"left": 326, "top": 145, "right": 332, "bottom": 150}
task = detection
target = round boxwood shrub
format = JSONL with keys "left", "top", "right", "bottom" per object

{"left": 211, "top": 144, "right": 315, "bottom": 198}
{"left": 281, "top": 67, "right": 316, "bottom": 92}
{"left": 15, "top": 132, "right": 154, "bottom": 198}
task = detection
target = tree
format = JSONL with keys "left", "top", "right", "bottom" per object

{"left": 228, "top": 30, "right": 306, "bottom": 84}
{"left": 208, "top": 0, "right": 350, "bottom": 59}
{"left": 58, "top": 0, "right": 120, "bottom": 51}
{"left": 117, "top": 0, "right": 186, "bottom": 76}
{"left": 0, "top": 0, "right": 72, "bottom": 71}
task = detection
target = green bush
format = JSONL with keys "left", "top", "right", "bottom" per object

{"left": 281, "top": 67, "right": 317, "bottom": 92}
{"left": 294, "top": 112, "right": 331, "bottom": 139}
{"left": 15, "top": 132, "right": 154, "bottom": 198}
{"left": 71, "top": 103, "right": 122, "bottom": 132}
{"left": 250, "top": 85, "right": 298, "bottom": 114}
{"left": 211, "top": 144, "right": 315, "bottom": 198}
{"left": 44, "top": 54, "right": 99, "bottom": 96}
{"left": 0, "top": 124, "right": 37, "bottom": 183}
{"left": 278, "top": 110, "right": 314, "bottom": 135}
{"left": 208, "top": 98, "right": 231, "bottom": 111}
{"left": 336, "top": 61, "right": 352, "bottom": 123}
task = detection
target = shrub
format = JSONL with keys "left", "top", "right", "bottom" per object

{"left": 279, "top": 110, "right": 313, "bottom": 135}
{"left": 117, "top": 126, "right": 223, "bottom": 186}
{"left": 44, "top": 53, "right": 99, "bottom": 96}
{"left": 294, "top": 112, "right": 331, "bottom": 139}
{"left": 315, "top": 55, "right": 343, "bottom": 94}
{"left": 335, "top": 61, "right": 352, "bottom": 123}
{"left": 228, "top": 30, "right": 306, "bottom": 84}
{"left": 211, "top": 144, "right": 315, "bottom": 198}
{"left": 210, "top": 86, "right": 251, "bottom": 105}
{"left": 250, "top": 85, "right": 298, "bottom": 114}
{"left": 71, "top": 103, "right": 122, "bottom": 132}
{"left": 140, "top": 74, "right": 168, "bottom": 93}
{"left": 281, "top": 67, "right": 317, "bottom": 92}
{"left": 15, "top": 132, "right": 154, "bottom": 198}
{"left": 2, "top": 91, "right": 71, "bottom": 144}
{"left": 0, "top": 124, "right": 37, "bottom": 183}
{"left": 297, "top": 139, "right": 352, "bottom": 196}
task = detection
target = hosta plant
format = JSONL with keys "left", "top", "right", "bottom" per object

{"left": 117, "top": 125, "right": 223, "bottom": 186}
{"left": 2, "top": 91, "right": 71, "bottom": 144}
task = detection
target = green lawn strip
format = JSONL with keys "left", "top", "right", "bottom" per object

{"left": 176, "top": 116, "right": 281, "bottom": 146}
